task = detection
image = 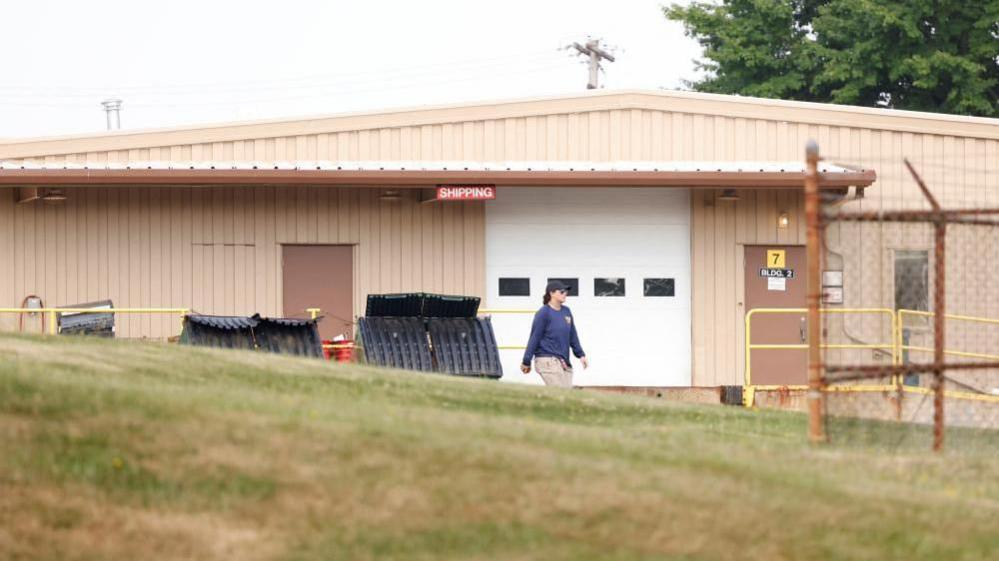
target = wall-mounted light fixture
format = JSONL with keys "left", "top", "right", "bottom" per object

{"left": 41, "top": 189, "right": 67, "bottom": 204}
{"left": 717, "top": 188, "right": 740, "bottom": 202}
{"left": 777, "top": 211, "right": 790, "bottom": 229}
{"left": 15, "top": 187, "right": 67, "bottom": 204}
{"left": 379, "top": 190, "right": 402, "bottom": 202}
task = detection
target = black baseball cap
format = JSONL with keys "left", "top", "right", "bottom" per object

{"left": 545, "top": 280, "right": 569, "bottom": 293}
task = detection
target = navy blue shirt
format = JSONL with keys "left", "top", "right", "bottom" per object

{"left": 522, "top": 305, "right": 585, "bottom": 366}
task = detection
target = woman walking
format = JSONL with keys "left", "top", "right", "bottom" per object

{"left": 520, "top": 280, "right": 588, "bottom": 387}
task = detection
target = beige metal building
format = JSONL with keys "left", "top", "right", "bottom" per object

{"left": 1, "top": 89, "right": 996, "bottom": 387}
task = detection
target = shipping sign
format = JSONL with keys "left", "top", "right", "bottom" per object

{"left": 436, "top": 185, "right": 496, "bottom": 200}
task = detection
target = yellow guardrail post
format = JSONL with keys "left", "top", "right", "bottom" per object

{"left": 744, "top": 310, "right": 755, "bottom": 407}
{"left": 892, "top": 310, "right": 905, "bottom": 421}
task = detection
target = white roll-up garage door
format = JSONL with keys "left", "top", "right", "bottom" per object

{"left": 485, "top": 187, "right": 691, "bottom": 387}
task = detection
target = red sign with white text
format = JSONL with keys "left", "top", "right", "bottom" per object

{"left": 436, "top": 185, "right": 496, "bottom": 201}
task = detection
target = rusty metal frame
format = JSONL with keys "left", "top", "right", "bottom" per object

{"left": 808, "top": 151, "right": 999, "bottom": 452}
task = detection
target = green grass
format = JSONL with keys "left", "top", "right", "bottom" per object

{"left": 0, "top": 333, "right": 997, "bottom": 561}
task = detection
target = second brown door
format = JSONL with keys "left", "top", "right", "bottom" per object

{"left": 745, "top": 245, "right": 808, "bottom": 386}
{"left": 282, "top": 245, "right": 354, "bottom": 340}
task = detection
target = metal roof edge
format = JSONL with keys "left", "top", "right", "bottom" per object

{"left": 0, "top": 163, "right": 877, "bottom": 189}
{"left": 1, "top": 89, "right": 996, "bottom": 159}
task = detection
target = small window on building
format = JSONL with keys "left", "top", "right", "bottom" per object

{"left": 894, "top": 250, "right": 928, "bottom": 311}
{"left": 594, "top": 278, "right": 626, "bottom": 296}
{"left": 644, "top": 278, "right": 675, "bottom": 297}
{"left": 498, "top": 277, "right": 531, "bottom": 297}
{"left": 547, "top": 278, "right": 579, "bottom": 296}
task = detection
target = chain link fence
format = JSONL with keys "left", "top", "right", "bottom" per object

{"left": 816, "top": 160, "right": 999, "bottom": 451}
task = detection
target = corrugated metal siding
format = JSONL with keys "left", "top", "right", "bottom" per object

{"left": 0, "top": 186, "right": 484, "bottom": 338}
{"left": 690, "top": 124, "right": 999, "bottom": 386}
{"left": 2, "top": 92, "right": 997, "bottom": 384}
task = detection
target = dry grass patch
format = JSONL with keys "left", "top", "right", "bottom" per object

{"left": 1, "top": 333, "right": 998, "bottom": 561}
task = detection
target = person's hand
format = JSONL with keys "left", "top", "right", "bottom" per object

{"left": 581, "top": 356, "right": 589, "bottom": 369}
{"left": 520, "top": 364, "right": 531, "bottom": 374}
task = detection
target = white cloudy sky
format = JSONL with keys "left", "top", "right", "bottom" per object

{"left": 0, "top": 0, "right": 702, "bottom": 138}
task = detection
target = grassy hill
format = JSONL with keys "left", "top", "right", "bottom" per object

{"left": 1, "top": 334, "right": 997, "bottom": 561}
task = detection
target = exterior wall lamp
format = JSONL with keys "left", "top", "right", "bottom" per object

{"left": 717, "top": 188, "right": 740, "bottom": 202}
{"left": 379, "top": 190, "right": 402, "bottom": 202}
{"left": 777, "top": 211, "right": 790, "bottom": 229}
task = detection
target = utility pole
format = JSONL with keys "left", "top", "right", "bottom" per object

{"left": 570, "top": 39, "right": 615, "bottom": 89}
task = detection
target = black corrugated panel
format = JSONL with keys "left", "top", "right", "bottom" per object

{"left": 264, "top": 317, "right": 317, "bottom": 327}
{"left": 422, "top": 294, "right": 480, "bottom": 318}
{"left": 180, "top": 314, "right": 323, "bottom": 357}
{"left": 365, "top": 293, "right": 480, "bottom": 318}
{"left": 254, "top": 316, "right": 323, "bottom": 358}
{"left": 365, "top": 294, "right": 425, "bottom": 317}
{"left": 181, "top": 316, "right": 257, "bottom": 350}
{"left": 358, "top": 316, "right": 433, "bottom": 371}
{"left": 57, "top": 300, "right": 115, "bottom": 337}
{"left": 427, "top": 317, "right": 502, "bottom": 379}
{"left": 186, "top": 315, "right": 260, "bottom": 330}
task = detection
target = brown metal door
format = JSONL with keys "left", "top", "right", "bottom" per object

{"left": 745, "top": 245, "right": 807, "bottom": 386}
{"left": 282, "top": 245, "right": 354, "bottom": 340}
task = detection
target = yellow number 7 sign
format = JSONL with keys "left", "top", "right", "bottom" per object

{"left": 766, "top": 249, "right": 786, "bottom": 268}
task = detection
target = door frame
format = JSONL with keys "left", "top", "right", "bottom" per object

{"left": 740, "top": 243, "right": 806, "bottom": 386}
{"left": 280, "top": 243, "right": 357, "bottom": 338}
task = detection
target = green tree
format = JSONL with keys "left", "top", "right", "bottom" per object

{"left": 665, "top": 0, "right": 999, "bottom": 117}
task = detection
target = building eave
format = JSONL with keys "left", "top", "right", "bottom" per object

{"left": 0, "top": 160, "right": 876, "bottom": 189}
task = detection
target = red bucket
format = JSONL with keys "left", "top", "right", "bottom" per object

{"left": 321, "top": 340, "right": 334, "bottom": 360}
{"left": 332, "top": 341, "right": 355, "bottom": 363}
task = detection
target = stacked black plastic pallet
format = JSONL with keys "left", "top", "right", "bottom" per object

{"left": 357, "top": 317, "right": 433, "bottom": 371}
{"left": 359, "top": 293, "right": 503, "bottom": 379}
{"left": 181, "top": 314, "right": 323, "bottom": 358}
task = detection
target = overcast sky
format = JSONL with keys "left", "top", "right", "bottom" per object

{"left": 0, "top": 0, "right": 701, "bottom": 139}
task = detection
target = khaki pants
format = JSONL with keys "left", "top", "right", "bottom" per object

{"left": 535, "top": 357, "right": 573, "bottom": 388}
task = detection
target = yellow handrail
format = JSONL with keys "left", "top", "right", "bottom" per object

{"left": 477, "top": 308, "right": 534, "bottom": 350}
{"left": 0, "top": 307, "right": 190, "bottom": 335}
{"left": 744, "top": 307, "right": 896, "bottom": 386}
{"left": 897, "top": 308, "right": 999, "bottom": 361}
{"left": 744, "top": 307, "right": 897, "bottom": 407}
{"left": 746, "top": 307, "right": 999, "bottom": 406}
{"left": 899, "top": 309, "right": 999, "bottom": 326}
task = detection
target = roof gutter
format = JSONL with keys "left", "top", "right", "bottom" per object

{"left": 0, "top": 168, "right": 876, "bottom": 189}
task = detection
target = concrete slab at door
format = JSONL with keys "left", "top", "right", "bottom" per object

{"left": 745, "top": 245, "right": 807, "bottom": 385}
{"left": 282, "top": 245, "right": 353, "bottom": 340}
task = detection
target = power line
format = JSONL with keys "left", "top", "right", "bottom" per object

{"left": 0, "top": 59, "right": 572, "bottom": 108}
{"left": 126, "top": 63, "right": 573, "bottom": 108}
{"left": 0, "top": 49, "right": 569, "bottom": 98}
